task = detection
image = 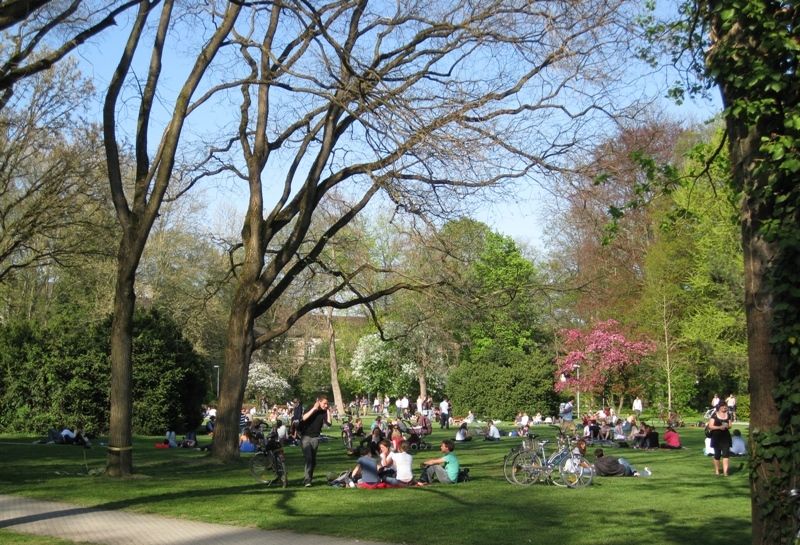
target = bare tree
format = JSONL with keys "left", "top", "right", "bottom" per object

{"left": 0, "top": 59, "right": 111, "bottom": 284}
{"left": 102, "top": 0, "right": 241, "bottom": 476}
{"left": 208, "top": 0, "right": 653, "bottom": 460}
{"left": 0, "top": 0, "right": 141, "bottom": 110}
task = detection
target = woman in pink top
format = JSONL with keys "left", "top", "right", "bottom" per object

{"left": 661, "top": 426, "right": 682, "bottom": 449}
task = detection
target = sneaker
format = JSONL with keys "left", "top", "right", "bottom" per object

{"left": 304, "top": 482, "right": 312, "bottom": 487}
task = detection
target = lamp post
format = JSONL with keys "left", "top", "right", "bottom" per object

{"left": 574, "top": 364, "right": 581, "bottom": 419}
{"left": 213, "top": 365, "right": 220, "bottom": 399}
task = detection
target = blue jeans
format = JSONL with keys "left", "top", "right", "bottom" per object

{"left": 618, "top": 457, "right": 636, "bottom": 476}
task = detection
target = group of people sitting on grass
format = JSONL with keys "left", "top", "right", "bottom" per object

{"left": 334, "top": 439, "right": 462, "bottom": 488}
{"left": 38, "top": 426, "right": 92, "bottom": 447}
{"left": 576, "top": 412, "right": 684, "bottom": 450}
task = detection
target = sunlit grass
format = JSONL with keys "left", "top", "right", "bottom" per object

{"left": 0, "top": 419, "right": 751, "bottom": 545}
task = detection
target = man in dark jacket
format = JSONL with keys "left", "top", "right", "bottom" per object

{"left": 593, "top": 448, "right": 637, "bottom": 476}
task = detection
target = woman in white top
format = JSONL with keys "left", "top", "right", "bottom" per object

{"left": 385, "top": 441, "right": 414, "bottom": 485}
{"left": 455, "top": 422, "right": 472, "bottom": 441}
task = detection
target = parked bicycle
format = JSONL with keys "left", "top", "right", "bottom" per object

{"left": 502, "top": 433, "right": 538, "bottom": 483}
{"left": 249, "top": 427, "right": 287, "bottom": 487}
{"left": 341, "top": 416, "right": 355, "bottom": 450}
{"left": 506, "top": 428, "right": 593, "bottom": 488}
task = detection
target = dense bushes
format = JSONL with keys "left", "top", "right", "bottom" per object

{"left": 0, "top": 308, "right": 208, "bottom": 435}
{"left": 448, "top": 343, "right": 557, "bottom": 421}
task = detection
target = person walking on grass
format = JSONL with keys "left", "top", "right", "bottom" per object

{"left": 300, "top": 395, "right": 331, "bottom": 487}
{"left": 707, "top": 402, "right": 733, "bottom": 476}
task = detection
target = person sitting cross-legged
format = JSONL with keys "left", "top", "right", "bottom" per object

{"left": 484, "top": 420, "right": 501, "bottom": 441}
{"left": 417, "top": 439, "right": 460, "bottom": 486}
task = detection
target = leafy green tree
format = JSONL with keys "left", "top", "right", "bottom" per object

{"left": 350, "top": 332, "right": 416, "bottom": 398}
{"left": 439, "top": 221, "right": 556, "bottom": 419}
{"left": 655, "top": 3, "right": 799, "bottom": 541}
{"left": 635, "top": 137, "right": 746, "bottom": 413}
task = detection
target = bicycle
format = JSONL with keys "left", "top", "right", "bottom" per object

{"left": 503, "top": 433, "right": 538, "bottom": 484}
{"left": 507, "top": 430, "right": 594, "bottom": 488}
{"left": 249, "top": 429, "right": 288, "bottom": 487}
{"left": 341, "top": 416, "right": 355, "bottom": 450}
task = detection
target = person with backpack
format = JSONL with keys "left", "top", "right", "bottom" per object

{"left": 560, "top": 397, "right": 575, "bottom": 430}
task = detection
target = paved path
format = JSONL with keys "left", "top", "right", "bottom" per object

{"left": 0, "top": 495, "right": 388, "bottom": 545}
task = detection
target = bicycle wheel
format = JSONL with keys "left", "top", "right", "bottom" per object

{"left": 341, "top": 431, "right": 352, "bottom": 450}
{"left": 548, "top": 451, "right": 570, "bottom": 487}
{"left": 503, "top": 446, "right": 525, "bottom": 484}
{"left": 275, "top": 452, "right": 288, "bottom": 488}
{"left": 250, "top": 451, "right": 279, "bottom": 485}
{"left": 510, "top": 450, "right": 544, "bottom": 486}
{"left": 558, "top": 455, "right": 594, "bottom": 488}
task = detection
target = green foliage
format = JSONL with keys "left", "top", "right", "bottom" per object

{"left": 0, "top": 309, "right": 208, "bottom": 436}
{"left": 448, "top": 344, "right": 556, "bottom": 420}
{"left": 663, "top": 1, "right": 800, "bottom": 540}
{"left": 440, "top": 223, "right": 555, "bottom": 418}
{"left": 350, "top": 333, "right": 415, "bottom": 397}
{"left": 129, "top": 309, "right": 208, "bottom": 434}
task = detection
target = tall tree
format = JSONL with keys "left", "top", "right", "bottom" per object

{"left": 209, "top": 0, "right": 665, "bottom": 459}
{"left": 547, "top": 120, "right": 687, "bottom": 324}
{"left": 662, "top": 3, "right": 799, "bottom": 542}
{"left": 102, "top": 0, "right": 241, "bottom": 476}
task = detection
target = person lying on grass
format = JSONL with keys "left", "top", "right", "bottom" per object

{"left": 417, "top": 439, "right": 459, "bottom": 485}
{"left": 593, "top": 448, "right": 643, "bottom": 477}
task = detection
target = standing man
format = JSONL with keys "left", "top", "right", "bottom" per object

{"left": 562, "top": 397, "right": 575, "bottom": 432}
{"left": 725, "top": 393, "right": 737, "bottom": 423}
{"left": 632, "top": 396, "right": 643, "bottom": 418}
{"left": 300, "top": 395, "right": 331, "bottom": 487}
{"left": 439, "top": 397, "right": 450, "bottom": 430}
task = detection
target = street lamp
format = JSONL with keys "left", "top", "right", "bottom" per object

{"left": 213, "top": 365, "right": 220, "bottom": 399}
{"left": 574, "top": 364, "right": 581, "bottom": 419}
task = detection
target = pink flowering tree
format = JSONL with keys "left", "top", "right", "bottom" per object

{"left": 555, "top": 320, "right": 654, "bottom": 411}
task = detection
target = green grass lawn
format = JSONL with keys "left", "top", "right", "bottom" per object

{"left": 0, "top": 421, "right": 751, "bottom": 545}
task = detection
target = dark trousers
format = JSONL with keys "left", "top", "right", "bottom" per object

{"left": 301, "top": 435, "right": 320, "bottom": 484}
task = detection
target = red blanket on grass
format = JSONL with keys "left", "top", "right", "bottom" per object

{"left": 356, "top": 481, "right": 409, "bottom": 489}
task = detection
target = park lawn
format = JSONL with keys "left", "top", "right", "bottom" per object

{"left": 0, "top": 423, "right": 751, "bottom": 545}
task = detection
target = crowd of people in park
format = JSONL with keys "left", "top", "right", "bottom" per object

{"left": 88, "top": 388, "right": 743, "bottom": 486}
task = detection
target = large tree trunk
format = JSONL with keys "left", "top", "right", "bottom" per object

{"left": 724, "top": 105, "right": 782, "bottom": 545}
{"left": 327, "top": 308, "right": 345, "bottom": 415}
{"left": 106, "top": 239, "right": 138, "bottom": 477}
{"left": 212, "top": 295, "right": 255, "bottom": 462}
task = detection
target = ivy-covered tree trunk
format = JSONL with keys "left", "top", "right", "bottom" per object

{"left": 701, "top": 3, "right": 800, "bottom": 543}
